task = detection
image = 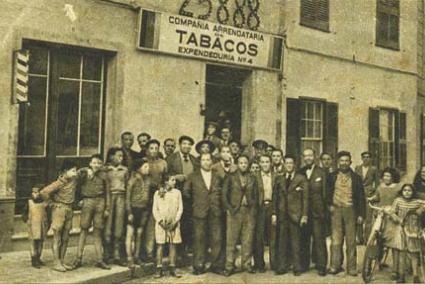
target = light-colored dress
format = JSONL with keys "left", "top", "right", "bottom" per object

{"left": 152, "top": 188, "right": 183, "bottom": 244}
{"left": 387, "top": 197, "right": 425, "bottom": 252}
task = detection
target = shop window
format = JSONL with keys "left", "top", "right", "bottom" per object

{"left": 376, "top": 0, "right": 400, "bottom": 50}
{"left": 300, "top": 0, "right": 330, "bottom": 32}
{"left": 286, "top": 98, "right": 338, "bottom": 163}
{"left": 16, "top": 42, "right": 107, "bottom": 214}
{"left": 369, "top": 108, "right": 406, "bottom": 172}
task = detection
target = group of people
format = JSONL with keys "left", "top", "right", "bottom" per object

{"left": 23, "top": 122, "right": 425, "bottom": 282}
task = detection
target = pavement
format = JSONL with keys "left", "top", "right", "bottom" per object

{"left": 0, "top": 243, "right": 420, "bottom": 283}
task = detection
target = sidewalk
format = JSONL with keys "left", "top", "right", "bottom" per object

{"left": 0, "top": 245, "right": 154, "bottom": 283}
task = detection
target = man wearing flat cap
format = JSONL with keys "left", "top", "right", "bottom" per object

{"left": 167, "top": 135, "right": 198, "bottom": 259}
{"left": 252, "top": 140, "right": 268, "bottom": 162}
{"left": 205, "top": 122, "right": 223, "bottom": 150}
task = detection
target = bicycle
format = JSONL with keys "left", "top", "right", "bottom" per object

{"left": 362, "top": 202, "right": 391, "bottom": 283}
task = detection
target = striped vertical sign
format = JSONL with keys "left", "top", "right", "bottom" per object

{"left": 13, "top": 49, "right": 30, "bottom": 104}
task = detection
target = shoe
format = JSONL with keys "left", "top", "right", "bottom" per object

{"left": 95, "top": 261, "right": 111, "bottom": 270}
{"left": 293, "top": 271, "right": 301, "bottom": 276}
{"left": 37, "top": 257, "right": 45, "bottom": 266}
{"left": 170, "top": 267, "right": 181, "bottom": 278}
{"left": 31, "top": 256, "right": 41, "bottom": 269}
{"left": 396, "top": 277, "right": 406, "bottom": 284}
{"left": 348, "top": 271, "right": 358, "bottom": 277}
{"left": 274, "top": 270, "right": 288, "bottom": 275}
{"left": 257, "top": 267, "right": 266, "bottom": 273}
{"left": 72, "top": 258, "right": 82, "bottom": 270}
{"left": 62, "top": 263, "right": 74, "bottom": 271}
{"left": 223, "top": 269, "right": 232, "bottom": 277}
{"left": 328, "top": 267, "right": 344, "bottom": 275}
{"left": 127, "top": 258, "right": 135, "bottom": 269}
{"left": 52, "top": 263, "right": 67, "bottom": 272}
{"left": 246, "top": 266, "right": 255, "bottom": 274}
{"left": 391, "top": 272, "right": 399, "bottom": 281}
{"left": 210, "top": 268, "right": 224, "bottom": 275}
{"left": 113, "top": 259, "right": 126, "bottom": 267}
{"left": 318, "top": 270, "right": 327, "bottom": 276}
{"left": 154, "top": 267, "right": 163, "bottom": 278}
{"left": 414, "top": 276, "right": 421, "bottom": 283}
{"left": 193, "top": 267, "right": 205, "bottom": 275}
{"left": 135, "top": 258, "right": 144, "bottom": 266}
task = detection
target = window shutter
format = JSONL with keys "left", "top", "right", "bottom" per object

{"left": 324, "top": 102, "right": 338, "bottom": 160}
{"left": 421, "top": 114, "right": 425, "bottom": 165}
{"left": 286, "top": 98, "right": 301, "bottom": 162}
{"left": 376, "top": 0, "right": 399, "bottom": 49}
{"left": 300, "top": 0, "right": 329, "bottom": 31}
{"left": 395, "top": 112, "right": 407, "bottom": 172}
{"left": 369, "top": 108, "right": 380, "bottom": 168}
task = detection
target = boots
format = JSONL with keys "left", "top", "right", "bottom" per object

{"left": 154, "top": 267, "right": 163, "bottom": 278}
{"left": 169, "top": 266, "right": 181, "bottom": 278}
{"left": 31, "top": 256, "right": 41, "bottom": 269}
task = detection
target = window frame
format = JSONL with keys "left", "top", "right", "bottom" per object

{"left": 375, "top": 0, "right": 400, "bottom": 50}
{"left": 300, "top": 100, "right": 324, "bottom": 154}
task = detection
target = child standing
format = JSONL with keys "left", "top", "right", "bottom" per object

{"left": 125, "top": 159, "right": 156, "bottom": 267}
{"left": 105, "top": 147, "right": 129, "bottom": 265}
{"left": 152, "top": 175, "right": 183, "bottom": 278}
{"left": 24, "top": 186, "right": 48, "bottom": 269}
{"left": 73, "top": 154, "right": 111, "bottom": 270}
{"left": 387, "top": 184, "right": 425, "bottom": 283}
{"left": 39, "top": 160, "right": 79, "bottom": 272}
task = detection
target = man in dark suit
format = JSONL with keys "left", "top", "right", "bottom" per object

{"left": 253, "top": 155, "right": 277, "bottom": 273}
{"left": 120, "top": 131, "right": 142, "bottom": 172}
{"left": 222, "top": 155, "right": 257, "bottom": 276}
{"left": 183, "top": 153, "right": 224, "bottom": 275}
{"left": 271, "top": 149, "right": 285, "bottom": 176}
{"left": 167, "top": 135, "right": 198, "bottom": 258}
{"left": 355, "top": 151, "right": 379, "bottom": 245}
{"left": 137, "top": 132, "right": 151, "bottom": 159}
{"left": 299, "top": 148, "right": 328, "bottom": 276}
{"left": 327, "top": 151, "right": 365, "bottom": 276}
{"left": 211, "top": 145, "right": 237, "bottom": 179}
{"left": 274, "top": 155, "right": 309, "bottom": 276}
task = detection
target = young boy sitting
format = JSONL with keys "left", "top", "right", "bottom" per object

{"left": 39, "top": 160, "right": 79, "bottom": 272}
{"left": 73, "top": 154, "right": 111, "bottom": 270}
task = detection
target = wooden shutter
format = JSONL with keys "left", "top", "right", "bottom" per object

{"left": 395, "top": 111, "right": 407, "bottom": 172}
{"left": 323, "top": 102, "right": 338, "bottom": 160}
{"left": 376, "top": 0, "right": 400, "bottom": 49}
{"left": 369, "top": 108, "right": 380, "bottom": 168}
{"left": 286, "top": 98, "right": 301, "bottom": 162}
{"left": 421, "top": 114, "right": 425, "bottom": 165}
{"left": 300, "top": 0, "right": 329, "bottom": 31}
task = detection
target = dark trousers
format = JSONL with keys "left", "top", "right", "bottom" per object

{"left": 193, "top": 213, "right": 224, "bottom": 271}
{"left": 225, "top": 206, "right": 256, "bottom": 271}
{"left": 181, "top": 199, "right": 193, "bottom": 252}
{"left": 276, "top": 214, "right": 302, "bottom": 273}
{"left": 301, "top": 216, "right": 328, "bottom": 271}
{"left": 253, "top": 203, "right": 276, "bottom": 270}
{"left": 330, "top": 206, "right": 357, "bottom": 274}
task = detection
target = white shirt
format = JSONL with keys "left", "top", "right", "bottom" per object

{"left": 201, "top": 169, "right": 212, "bottom": 190}
{"left": 261, "top": 171, "right": 273, "bottom": 201}
{"left": 306, "top": 164, "right": 315, "bottom": 180}
{"left": 286, "top": 172, "right": 294, "bottom": 181}
{"left": 362, "top": 166, "right": 369, "bottom": 180}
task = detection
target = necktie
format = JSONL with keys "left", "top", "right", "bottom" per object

{"left": 183, "top": 154, "right": 189, "bottom": 162}
{"left": 286, "top": 174, "right": 292, "bottom": 188}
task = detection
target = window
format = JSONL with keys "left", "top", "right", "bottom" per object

{"left": 421, "top": 114, "right": 425, "bottom": 166}
{"left": 300, "top": 0, "right": 330, "bottom": 32}
{"left": 286, "top": 99, "right": 338, "bottom": 163}
{"left": 16, "top": 42, "right": 107, "bottom": 214}
{"left": 369, "top": 108, "right": 406, "bottom": 172}
{"left": 376, "top": 0, "right": 400, "bottom": 50}
{"left": 301, "top": 101, "right": 323, "bottom": 155}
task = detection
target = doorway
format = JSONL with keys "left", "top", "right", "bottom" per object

{"left": 205, "top": 65, "right": 249, "bottom": 142}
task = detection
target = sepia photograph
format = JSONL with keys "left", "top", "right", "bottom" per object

{"left": 0, "top": 0, "right": 424, "bottom": 283}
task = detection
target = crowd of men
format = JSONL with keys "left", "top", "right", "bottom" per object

{"left": 101, "top": 122, "right": 374, "bottom": 278}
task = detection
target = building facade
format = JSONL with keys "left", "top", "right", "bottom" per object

{"left": 0, "top": 0, "right": 420, "bottom": 251}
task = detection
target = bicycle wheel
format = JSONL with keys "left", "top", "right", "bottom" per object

{"left": 362, "top": 231, "right": 380, "bottom": 283}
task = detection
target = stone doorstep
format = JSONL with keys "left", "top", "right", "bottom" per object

{"left": 0, "top": 245, "right": 155, "bottom": 284}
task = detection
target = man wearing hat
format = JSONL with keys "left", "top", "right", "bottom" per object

{"left": 252, "top": 140, "right": 268, "bottom": 162}
{"left": 354, "top": 151, "right": 379, "bottom": 245}
{"left": 167, "top": 135, "right": 198, "bottom": 259}
{"left": 120, "top": 131, "right": 142, "bottom": 172}
{"left": 205, "top": 122, "right": 223, "bottom": 150}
